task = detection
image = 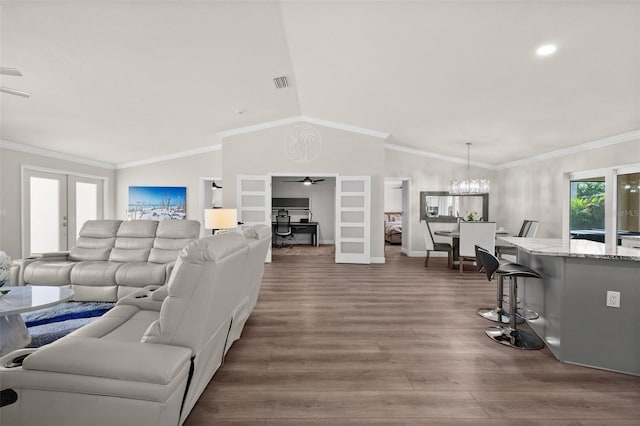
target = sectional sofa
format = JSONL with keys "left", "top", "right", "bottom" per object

{"left": 10, "top": 219, "right": 200, "bottom": 301}
{"left": 0, "top": 222, "right": 272, "bottom": 426}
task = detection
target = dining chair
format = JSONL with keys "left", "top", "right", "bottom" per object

{"left": 525, "top": 220, "right": 539, "bottom": 237}
{"left": 420, "top": 219, "right": 452, "bottom": 268}
{"left": 496, "top": 219, "right": 539, "bottom": 259}
{"left": 458, "top": 221, "right": 496, "bottom": 274}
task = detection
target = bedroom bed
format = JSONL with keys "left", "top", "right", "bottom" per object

{"left": 384, "top": 212, "right": 402, "bottom": 244}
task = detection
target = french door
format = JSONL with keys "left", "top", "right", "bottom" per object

{"left": 22, "top": 168, "right": 104, "bottom": 256}
{"left": 335, "top": 176, "right": 371, "bottom": 264}
{"left": 237, "top": 175, "right": 272, "bottom": 262}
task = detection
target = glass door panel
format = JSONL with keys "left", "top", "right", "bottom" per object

{"left": 617, "top": 172, "right": 640, "bottom": 246}
{"left": 22, "top": 169, "right": 105, "bottom": 257}
{"left": 570, "top": 177, "right": 606, "bottom": 243}
{"left": 68, "top": 176, "right": 104, "bottom": 246}
{"left": 23, "top": 171, "right": 68, "bottom": 255}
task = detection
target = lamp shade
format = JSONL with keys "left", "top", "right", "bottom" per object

{"left": 204, "top": 208, "right": 237, "bottom": 230}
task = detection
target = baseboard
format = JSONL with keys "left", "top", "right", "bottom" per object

{"left": 405, "top": 250, "right": 446, "bottom": 258}
{"left": 319, "top": 240, "right": 335, "bottom": 245}
{"left": 370, "top": 257, "right": 385, "bottom": 264}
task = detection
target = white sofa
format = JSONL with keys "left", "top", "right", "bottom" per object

{"left": 0, "top": 225, "right": 272, "bottom": 426}
{"left": 10, "top": 219, "right": 200, "bottom": 301}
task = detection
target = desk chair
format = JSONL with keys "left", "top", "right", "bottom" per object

{"left": 459, "top": 222, "right": 496, "bottom": 274}
{"left": 274, "top": 215, "right": 294, "bottom": 248}
{"left": 420, "top": 220, "right": 452, "bottom": 268}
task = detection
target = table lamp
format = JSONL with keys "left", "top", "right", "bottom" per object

{"left": 204, "top": 208, "right": 238, "bottom": 234}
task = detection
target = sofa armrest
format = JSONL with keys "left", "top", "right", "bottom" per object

{"left": 117, "top": 286, "right": 165, "bottom": 311}
{"left": 164, "top": 261, "right": 176, "bottom": 282}
{"left": 10, "top": 253, "right": 71, "bottom": 285}
{"left": 29, "top": 251, "right": 70, "bottom": 259}
{"left": 23, "top": 337, "right": 192, "bottom": 385}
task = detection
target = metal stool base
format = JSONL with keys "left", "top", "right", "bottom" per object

{"left": 476, "top": 308, "right": 523, "bottom": 324}
{"left": 485, "top": 326, "right": 544, "bottom": 350}
{"left": 517, "top": 308, "right": 539, "bottom": 321}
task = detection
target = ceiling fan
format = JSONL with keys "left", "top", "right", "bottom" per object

{"left": 283, "top": 177, "right": 325, "bottom": 186}
{"left": 1, "top": 67, "right": 30, "bottom": 98}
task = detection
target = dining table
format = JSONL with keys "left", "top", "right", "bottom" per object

{"left": 434, "top": 228, "right": 510, "bottom": 268}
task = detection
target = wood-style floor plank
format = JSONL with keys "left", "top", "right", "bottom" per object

{"left": 184, "top": 248, "right": 640, "bottom": 425}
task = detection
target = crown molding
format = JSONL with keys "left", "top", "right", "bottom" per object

{"left": 300, "top": 116, "right": 390, "bottom": 139}
{"left": 116, "top": 144, "right": 222, "bottom": 169}
{"left": 497, "top": 129, "right": 640, "bottom": 170}
{"left": 0, "top": 140, "right": 116, "bottom": 170}
{"left": 217, "top": 115, "right": 391, "bottom": 140}
{"left": 217, "top": 116, "right": 303, "bottom": 138}
{"left": 384, "top": 143, "right": 498, "bottom": 170}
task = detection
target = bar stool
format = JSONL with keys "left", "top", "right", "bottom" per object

{"left": 474, "top": 246, "right": 522, "bottom": 325}
{"left": 476, "top": 248, "right": 544, "bottom": 350}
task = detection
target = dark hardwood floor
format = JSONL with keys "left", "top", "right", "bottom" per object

{"left": 184, "top": 248, "right": 640, "bottom": 425}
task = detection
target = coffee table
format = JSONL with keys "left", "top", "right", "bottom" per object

{"left": 0, "top": 286, "right": 74, "bottom": 356}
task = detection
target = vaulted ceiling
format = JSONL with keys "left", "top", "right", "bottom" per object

{"left": 1, "top": 1, "right": 639, "bottom": 166}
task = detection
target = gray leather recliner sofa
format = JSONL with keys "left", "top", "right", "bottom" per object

{"left": 0, "top": 225, "right": 272, "bottom": 426}
{"left": 10, "top": 219, "right": 200, "bottom": 301}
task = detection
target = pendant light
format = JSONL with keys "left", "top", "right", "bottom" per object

{"left": 450, "top": 143, "right": 490, "bottom": 195}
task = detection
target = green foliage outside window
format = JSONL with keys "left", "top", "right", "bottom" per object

{"left": 570, "top": 182, "right": 605, "bottom": 230}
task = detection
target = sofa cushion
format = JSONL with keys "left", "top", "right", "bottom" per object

{"left": 72, "top": 285, "right": 118, "bottom": 302}
{"left": 77, "top": 220, "right": 123, "bottom": 238}
{"left": 70, "top": 261, "right": 121, "bottom": 286}
{"left": 70, "top": 305, "right": 160, "bottom": 342}
{"left": 23, "top": 260, "right": 76, "bottom": 285}
{"left": 70, "top": 246, "right": 113, "bottom": 261}
{"left": 109, "top": 221, "right": 158, "bottom": 262}
{"left": 68, "top": 220, "right": 122, "bottom": 261}
{"left": 115, "top": 262, "right": 167, "bottom": 287}
{"left": 149, "top": 239, "right": 193, "bottom": 264}
{"left": 156, "top": 220, "right": 200, "bottom": 239}
{"left": 149, "top": 220, "right": 200, "bottom": 264}
{"left": 117, "top": 220, "right": 159, "bottom": 237}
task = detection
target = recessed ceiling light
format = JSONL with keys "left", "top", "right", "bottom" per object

{"left": 536, "top": 44, "right": 557, "bottom": 56}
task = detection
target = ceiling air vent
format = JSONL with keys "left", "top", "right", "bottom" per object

{"left": 273, "top": 76, "right": 289, "bottom": 89}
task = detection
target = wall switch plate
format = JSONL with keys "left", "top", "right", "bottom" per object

{"left": 606, "top": 291, "right": 621, "bottom": 308}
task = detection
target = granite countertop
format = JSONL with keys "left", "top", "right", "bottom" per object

{"left": 498, "top": 237, "right": 640, "bottom": 262}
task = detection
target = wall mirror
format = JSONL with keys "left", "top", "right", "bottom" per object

{"left": 419, "top": 191, "right": 489, "bottom": 222}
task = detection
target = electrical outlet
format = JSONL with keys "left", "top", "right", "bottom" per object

{"left": 606, "top": 291, "right": 620, "bottom": 308}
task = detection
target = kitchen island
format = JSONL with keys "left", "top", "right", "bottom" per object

{"left": 498, "top": 237, "right": 640, "bottom": 376}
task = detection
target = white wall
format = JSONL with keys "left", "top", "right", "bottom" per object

{"left": 221, "top": 123, "right": 386, "bottom": 259}
{"left": 385, "top": 149, "right": 498, "bottom": 254}
{"left": 115, "top": 151, "right": 223, "bottom": 228}
{"left": 494, "top": 138, "right": 640, "bottom": 238}
{"left": 272, "top": 176, "right": 336, "bottom": 244}
{"left": 0, "top": 147, "right": 116, "bottom": 259}
{"left": 384, "top": 180, "right": 402, "bottom": 212}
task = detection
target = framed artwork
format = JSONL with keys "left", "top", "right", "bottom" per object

{"left": 127, "top": 186, "right": 187, "bottom": 220}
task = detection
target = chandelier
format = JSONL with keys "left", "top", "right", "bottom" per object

{"left": 450, "top": 142, "right": 490, "bottom": 195}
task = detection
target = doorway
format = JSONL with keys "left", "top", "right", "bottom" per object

{"left": 270, "top": 175, "right": 336, "bottom": 258}
{"left": 21, "top": 166, "right": 106, "bottom": 257}
{"left": 384, "top": 177, "right": 411, "bottom": 258}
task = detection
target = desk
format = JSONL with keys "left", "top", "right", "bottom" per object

{"left": 272, "top": 222, "right": 319, "bottom": 247}
{"left": 0, "top": 286, "right": 74, "bottom": 356}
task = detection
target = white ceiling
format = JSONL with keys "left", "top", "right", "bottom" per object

{"left": 1, "top": 1, "right": 639, "bottom": 166}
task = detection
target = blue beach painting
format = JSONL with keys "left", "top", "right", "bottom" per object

{"left": 127, "top": 186, "right": 186, "bottom": 220}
